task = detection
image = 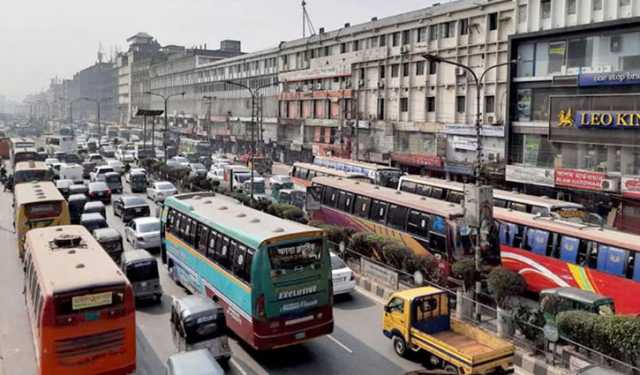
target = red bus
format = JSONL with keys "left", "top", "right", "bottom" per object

{"left": 23, "top": 225, "right": 136, "bottom": 374}
{"left": 495, "top": 207, "right": 640, "bottom": 314}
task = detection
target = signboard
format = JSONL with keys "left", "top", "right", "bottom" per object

{"left": 390, "top": 153, "right": 443, "bottom": 168}
{"left": 444, "top": 124, "right": 504, "bottom": 137}
{"left": 452, "top": 136, "right": 478, "bottom": 151}
{"left": 558, "top": 110, "right": 640, "bottom": 129}
{"left": 506, "top": 165, "right": 555, "bottom": 187}
{"left": 555, "top": 168, "right": 605, "bottom": 191}
{"left": 361, "top": 258, "right": 398, "bottom": 290}
{"left": 579, "top": 70, "right": 640, "bottom": 87}
{"left": 445, "top": 161, "right": 474, "bottom": 176}
{"left": 622, "top": 176, "right": 640, "bottom": 199}
{"left": 463, "top": 185, "right": 493, "bottom": 228}
{"left": 72, "top": 292, "right": 113, "bottom": 311}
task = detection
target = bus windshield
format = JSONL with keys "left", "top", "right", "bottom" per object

{"left": 269, "top": 239, "right": 323, "bottom": 273}
{"left": 15, "top": 170, "right": 50, "bottom": 184}
{"left": 54, "top": 286, "right": 125, "bottom": 316}
{"left": 379, "top": 170, "right": 403, "bottom": 188}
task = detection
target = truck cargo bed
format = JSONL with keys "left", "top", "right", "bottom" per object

{"left": 431, "top": 330, "right": 496, "bottom": 357}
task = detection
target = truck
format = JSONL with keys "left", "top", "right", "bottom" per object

{"left": 383, "top": 287, "right": 514, "bottom": 375}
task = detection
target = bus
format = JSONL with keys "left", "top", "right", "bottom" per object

{"left": 12, "top": 147, "right": 39, "bottom": 169}
{"left": 10, "top": 137, "right": 36, "bottom": 150}
{"left": 45, "top": 135, "right": 76, "bottom": 155}
{"left": 14, "top": 161, "right": 52, "bottom": 185}
{"left": 179, "top": 137, "right": 211, "bottom": 157}
{"left": 161, "top": 192, "right": 333, "bottom": 350}
{"left": 15, "top": 181, "right": 70, "bottom": 257}
{"left": 23, "top": 225, "right": 136, "bottom": 375}
{"left": 398, "top": 175, "right": 586, "bottom": 219}
{"left": 313, "top": 156, "right": 404, "bottom": 188}
{"left": 290, "top": 162, "right": 371, "bottom": 188}
{"left": 308, "top": 176, "right": 477, "bottom": 269}
{"left": 495, "top": 207, "right": 640, "bottom": 314}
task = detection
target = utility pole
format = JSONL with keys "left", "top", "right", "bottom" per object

{"left": 353, "top": 89, "right": 360, "bottom": 161}
{"left": 202, "top": 96, "right": 216, "bottom": 143}
{"left": 144, "top": 91, "right": 185, "bottom": 165}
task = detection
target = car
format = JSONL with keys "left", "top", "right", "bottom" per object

{"left": 90, "top": 166, "right": 115, "bottom": 182}
{"left": 167, "top": 156, "right": 190, "bottom": 169}
{"left": 80, "top": 212, "right": 108, "bottom": 233}
{"left": 188, "top": 163, "right": 207, "bottom": 178}
{"left": 125, "top": 168, "right": 147, "bottom": 183}
{"left": 63, "top": 154, "right": 82, "bottom": 164}
{"left": 87, "top": 181, "right": 112, "bottom": 203}
{"left": 113, "top": 195, "right": 150, "bottom": 223}
{"left": 166, "top": 349, "right": 224, "bottom": 375}
{"left": 124, "top": 217, "right": 161, "bottom": 251}
{"left": 55, "top": 179, "right": 74, "bottom": 198}
{"left": 104, "top": 171, "right": 123, "bottom": 194}
{"left": 59, "top": 163, "right": 83, "bottom": 183}
{"left": 330, "top": 252, "right": 356, "bottom": 295}
{"left": 106, "top": 159, "right": 124, "bottom": 174}
{"left": 269, "top": 174, "right": 293, "bottom": 186}
{"left": 68, "top": 183, "right": 88, "bottom": 196}
{"left": 44, "top": 158, "right": 59, "bottom": 168}
{"left": 100, "top": 146, "right": 116, "bottom": 158}
{"left": 147, "top": 181, "right": 177, "bottom": 203}
{"left": 88, "top": 153, "right": 106, "bottom": 166}
{"left": 122, "top": 151, "right": 135, "bottom": 163}
{"left": 206, "top": 165, "right": 225, "bottom": 182}
{"left": 83, "top": 200, "right": 106, "bottom": 218}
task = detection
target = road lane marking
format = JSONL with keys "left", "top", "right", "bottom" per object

{"left": 230, "top": 358, "right": 249, "bottom": 375}
{"left": 327, "top": 334, "right": 353, "bottom": 354}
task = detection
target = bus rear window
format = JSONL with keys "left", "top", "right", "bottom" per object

{"left": 15, "top": 170, "right": 49, "bottom": 184}
{"left": 55, "top": 287, "right": 125, "bottom": 315}
{"left": 26, "top": 202, "right": 62, "bottom": 219}
{"left": 269, "top": 240, "right": 323, "bottom": 272}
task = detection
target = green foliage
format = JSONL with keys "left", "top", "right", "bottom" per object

{"left": 348, "top": 232, "right": 376, "bottom": 259}
{"left": 451, "top": 259, "right": 478, "bottom": 292}
{"left": 282, "top": 206, "right": 307, "bottom": 224}
{"left": 487, "top": 267, "right": 526, "bottom": 309}
{"left": 315, "top": 225, "right": 354, "bottom": 246}
{"left": 514, "top": 306, "right": 545, "bottom": 343}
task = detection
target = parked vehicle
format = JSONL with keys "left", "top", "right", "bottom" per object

{"left": 170, "top": 295, "right": 231, "bottom": 364}
{"left": 83, "top": 200, "right": 106, "bottom": 218}
{"left": 68, "top": 183, "right": 88, "bottom": 196}
{"left": 383, "top": 287, "right": 514, "bottom": 374}
{"left": 87, "top": 181, "right": 112, "bottom": 203}
{"left": 167, "top": 156, "right": 190, "bottom": 169}
{"left": 90, "top": 165, "right": 115, "bottom": 182}
{"left": 104, "top": 172, "right": 123, "bottom": 194}
{"left": 59, "top": 163, "right": 83, "bottom": 183}
{"left": 100, "top": 146, "right": 116, "bottom": 158}
{"left": 63, "top": 153, "right": 82, "bottom": 164}
{"left": 540, "top": 287, "right": 615, "bottom": 321}
{"left": 80, "top": 212, "right": 108, "bottom": 232}
{"left": 93, "top": 228, "right": 124, "bottom": 264}
{"left": 129, "top": 171, "right": 147, "bottom": 193}
{"left": 121, "top": 249, "right": 162, "bottom": 303}
{"left": 55, "top": 179, "right": 74, "bottom": 198}
{"left": 67, "top": 194, "right": 87, "bottom": 224}
{"left": 113, "top": 195, "right": 150, "bottom": 223}
{"left": 125, "top": 217, "right": 161, "bottom": 251}
{"left": 166, "top": 350, "right": 224, "bottom": 375}
{"left": 147, "top": 181, "right": 177, "bottom": 203}
{"left": 44, "top": 158, "right": 59, "bottom": 168}
{"left": 330, "top": 253, "right": 356, "bottom": 296}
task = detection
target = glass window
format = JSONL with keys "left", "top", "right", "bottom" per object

{"left": 391, "top": 64, "right": 399, "bottom": 77}
{"left": 593, "top": 0, "right": 602, "bottom": 10}
{"left": 387, "top": 297, "right": 404, "bottom": 313}
{"left": 207, "top": 232, "right": 217, "bottom": 260}
{"left": 197, "top": 225, "right": 209, "bottom": 255}
{"left": 542, "top": 0, "right": 551, "bottom": 19}
{"left": 517, "top": 43, "right": 534, "bottom": 78}
{"left": 427, "top": 97, "right": 436, "bottom": 113}
{"left": 354, "top": 195, "right": 371, "bottom": 218}
{"left": 567, "top": 38, "right": 594, "bottom": 69}
{"left": 400, "top": 98, "right": 409, "bottom": 113}
{"left": 392, "top": 32, "right": 400, "bottom": 47}
{"left": 456, "top": 96, "right": 466, "bottom": 113}
{"left": 387, "top": 205, "right": 408, "bottom": 230}
{"left": 459, "top": 19, "right": 469, "bottom": 35}
{"left": 416, "top": 27, "right": 427, "bottom": 43}
{"left": 400, "top": 181, "right": 417, "bottom": 193}
{"left": 402, "top": 63, "right": 410, "bottom": 77}
{"left": 370, "top": 200, "right": 388, "bottom": 223}
{"left": 429, "top": 187, "right": 444, "bottom": 200}
{"left": 416, "top": 61, "right": 425, "bottom": 76}
{"left": 338, "top": 191, "right": 354, "bottom": 213}
{"left": 488, "top": 13, "right": 498, "bottom": 31}
{"left": 526, "top": 228, "right": 551, "bottom": 256}
{"left": 485, "top": 95, "right": 495, "bottom": 113}
{"left": 402, "top": 30, "right": 411, "bottom": 45}
{"left": 567, "top": 0, "right": 576, "bottom": 15}
{"left": 379, "top": 34, "right": 387, "bottom": 47}
{"left": 407, "top": 210, "right": 431, "bottom": 238}
{"left": 429, "top": 25, "right": 438, "bottom": 41}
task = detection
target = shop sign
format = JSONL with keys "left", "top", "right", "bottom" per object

{"left": 445, "top": 161, "right": 474, "bottom": 176}
{"left": 558, "top": 109, "right": 640, "bottom": 129}
{"left": 390, "top": 153, "right": 443, "bottom": 168}
{"left": 622, "top": 176, "right": 640, "bottom": 198}
{"left": 444, "top": 124, "right": 504, "bottom": 137}
{"left": 451, "top": 136, "right": 478, "bottom": 151}
{"left": 555, "top": 168, "right": 605, "bottom": 191}
{"left": 506, "top": 165, "right": 555, "bottom": 187}
{"left": 579, "top": 70, "right": 640, "bottom": 87}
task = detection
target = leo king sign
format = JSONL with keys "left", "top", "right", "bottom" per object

{"left": 558, "top": 109, "right": 640, "bottom": 129}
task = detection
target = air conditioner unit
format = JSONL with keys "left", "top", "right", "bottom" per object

{"left": 456, "top": 67, "right": 466, "bottom": 76}
{"left": 487, "top": 115, "right": 496, "bottom": 124}
{"left": 377, "top": 81, "right": 385, "bottom": 89}
{"left": 601, "top": 178, "right": 620, "bottom": 192}
{"left": 315, "top": 83, "right": 323, "bottom": 90}
{"left": 487, "top": 152, "right": 497, "bottom": 162}
{"left": 346, "top": 81, "right": 352, "bottom": 88}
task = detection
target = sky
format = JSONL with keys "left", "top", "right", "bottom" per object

{"left": 0, "top": 0, "right": 443, "bottom": 101}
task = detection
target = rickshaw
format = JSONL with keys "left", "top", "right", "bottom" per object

{"left": 129, "top": 171, "right": 147, "bottom": 193}
{"left": 93, "top": 228, "right": 124, "bottom": 264}
{"left": 170, "top": 295, "right": 231, "bottom": 365}
{"left": 67, "top": 194, "right": 87, "bottom": 224}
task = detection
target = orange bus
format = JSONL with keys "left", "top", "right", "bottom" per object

{"left": 290, "top": 162, "right": 370, "bottom": 188}
{"left": 23, "top": 225, "right": 136, "bottom": 375}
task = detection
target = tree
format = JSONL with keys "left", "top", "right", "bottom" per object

{"left": 451, "top": 259, "right": 478, "bottom": 292}
{"left": 487, "top": 267, "right": 526, "bottom": 309}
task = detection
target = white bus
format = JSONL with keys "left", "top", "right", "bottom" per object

{"left": 45, "top": 135, "right": 76, "bottom": 155}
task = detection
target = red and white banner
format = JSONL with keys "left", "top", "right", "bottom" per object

{"left": 622, "top": 176, "right": 640, "bottom": 199}
{"left": 555, "top": 168, "right": 605, "bottom": 191}
{"left": 390, "top": 153, "right": 443, "bottom": 168}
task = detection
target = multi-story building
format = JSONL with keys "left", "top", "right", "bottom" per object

{"left": 278, "top": 0, "right": 515, "bottom": 181}
{"left": 506, "top": 0, "right": 640, "bottom": 232}
{"left": 67, "top": 59, "right": 117, "bottom": 123}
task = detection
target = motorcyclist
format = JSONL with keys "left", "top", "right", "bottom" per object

{"left": 4, "top": 174, "right": 13, "bottom": 192}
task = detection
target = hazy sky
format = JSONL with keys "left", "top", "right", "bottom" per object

{"left": 1, "top": 0, "right": 442, "bottom": 100}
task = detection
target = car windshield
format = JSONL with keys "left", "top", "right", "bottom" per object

{"left": 106, "top": 174, "right": 120, "bottom": 183}
{"left": 124, "top": 196, "right": 146, "bottom": 206}
{"left": 138, "top": 221, "right": 160, "bottom": 233}
{"left": 191, "top": 163, "right": 205, "bottom": 170}
{"left": 157, "top": 183, "right": 174, "bottom": 190}
{"left": 236, "top": 174, "right": 251, "bottom": 183}
{"left": 331, "top": 255, "right": 347, "bottom": 269}
{"left": 126, "top": 261, "right": 158, "bottom": 282}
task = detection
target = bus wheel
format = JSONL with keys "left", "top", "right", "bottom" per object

{"left": 444, "top": 364, "right": 459, "bottom": 374}
{"left": 393, "top": 335, "right": 408, "bottom": 358}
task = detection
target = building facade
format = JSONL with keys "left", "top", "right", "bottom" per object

{"left": 67, "top": 61, "right": 118, "bottom": 123}
{"left": 506, "top": 0, "right": 640, "bottom": 232}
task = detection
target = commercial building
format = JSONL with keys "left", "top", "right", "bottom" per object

{"left": 506, "top": 0, "right": 640, "bottom": 232}
{"left": 278, "top": 0, "right": 515, "bottom": 181}
{"left": 66, "top": 58, "right": 117, "bottom": 124}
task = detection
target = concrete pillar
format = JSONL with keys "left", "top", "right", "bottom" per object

{"left": 577, "top": 144, "right": 587, "bottom": 169}
{"left": 621, "top": 147, "right": 634, "bottom": 176}
{"left": 607, "top": 147, "right": 617, "bottom": 173}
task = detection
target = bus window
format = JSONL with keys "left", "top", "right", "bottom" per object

{"left": 499, "top": 223, "right": 519, "bottom": 247}
{"left": 370, "top": 200, "right": 388, "bottom": 223}
{"left": 415, "top": 184, "right": 431, "bottom": 197}
{"left": 493, "top": 198, "right": 508, "bottom": 208}
{"left": 197, "top": 225, "right": 209, "bottom": 255}
{"left": 387, "top": 204, "right": 408, "bottom": 230}
{"left": 445, "top": 191, "right": 464, "bottom": 204}
{"left": 526, "top": 228, "right": 550, "bottom": 256}
{"left": 219, "top": 237, "right": 232, "bottom": 269}
{"left": 207, "top": 232, "right": 218, "bottom": 261}
{"left": 338, "top": 191, "right": 354, "bottom": 213}
{"left": 429, "top": 187, "right": 444, "bottom": 200}
{"left": 407, "top": 210, "right": 430, "bottom": 238}
{"left": 429, "top": 233, "right": 447, "bottom": 254}
{"left": 232, "top": 244, "right": 247, "bottom": 281}
{"left": 632, "top": 253, "right": 640, "bottom": 281}
{"left": 596, "top": 245, "right": 629, "bottom": 277}
{"left": 511, "top": 202, "right": 527, "bottom": 212}
{"left": 400, "top": 181, "right": 417, "bottom": 194}
{"left": 531, "top": 206, "right": 548, "bottom": 215}
{"left": 558, "top": 236, "right": 581, "bottom": 264}
{"left": 354, "top": 195, "right": 371, "bottom": 218}
{"left": 430, "top": 216, "right": 446, "bottom": 235}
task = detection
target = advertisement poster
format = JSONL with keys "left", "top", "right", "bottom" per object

{"left": 555, "top": 168, "right": 605, "bottom": 191}
{"left": 516, "top": 89, "right": 532, "bottom": 121}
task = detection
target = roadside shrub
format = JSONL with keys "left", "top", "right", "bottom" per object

{"left": 282, "top": 206, "right": 307, "bottom": 223}
{"left": 411, "top": 253, "right": 445, "bottom": 285}
{"left": 514, "top": 306, "right": 545, "bottom": 344}
{"left": 316, "top": 224, "right": 354, "bottom": 246}
{"left": 348, "top": 232, "right": 376, "bottom": 259}
{"left": 451, "top": 259, "right": 478, "bottom": 292}
{"left": 487, "top": 267, "right": 526, "bottom": 309}
{"left": 380, "top": 241, "right": 412, "bottom": 271}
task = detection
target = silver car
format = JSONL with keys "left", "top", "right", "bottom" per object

{"left": 125, "top": 217, "right": 162, "bottom": 251}
{"left": 147, "top": 181, "right": 177, "bottom": 203}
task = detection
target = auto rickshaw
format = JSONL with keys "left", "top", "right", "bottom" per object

{"left": 68, "top": 194, "right": 88, "bottom": 224}
{"left": 129, "top": 171, "right": 147, "bottom": 193}
{"left": 170, "top": 295, "right": 231, "bottom": 365}
{"left": 121, "top": 249, "right": 162, "bottom": 303}
{"left": 93, "top": 228, "right": 124, "bottom": 264}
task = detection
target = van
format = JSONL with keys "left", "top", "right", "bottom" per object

{"left": 80, "top": 212, "right": 108, "bottom": 233}
{"left": 104, "top": 172, "right": 123, "bottom": 194}
{"left": 94, "top": 228, "right": 124, "bottom": 264}
{"left": 120, "top": 249, "right": 162, "bottom": 303}
{"left": 59, "top": 163, "right": 83, "bottom": 184}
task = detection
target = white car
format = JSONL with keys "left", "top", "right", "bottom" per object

{"left": 330, "top": 252, "right": 356, "bottom": 296}
{"left": 189, "top": 163, "right": 208, "bottom": 178}
{"left": 88, "top": 153, "right": 107, "bottom": 166}
{"left": 124, "top": 217, "right": 162, "bottom": 250}
{"left": 107, "top": 159, "right": 124, "bottom": 174}
{"left": 147, "top": 181, "right": 177, "bottom": 202}
{"left": 269, "top": 174, "right": 292, "bottom": 187}
{"left": 90, "top": 166, "right": 115, "bottom": 182}
{"left": 44, "top": 158, "right": 60, "bottom": 168}
{"left": 59, "top": 163, "right": 84, "bottom": 184}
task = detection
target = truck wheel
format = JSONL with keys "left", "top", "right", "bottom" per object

{"left": 393, "top": 336, "right": 408, "bottom": 358}
{"left": 444, "top": 364, "right": 459, "bottom": 374}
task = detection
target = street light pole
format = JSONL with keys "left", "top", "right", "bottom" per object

{"left": 202, "top": 96, "right": 217, "bottom": 143}
{"left": 144, "top": 91, "right": 186, "bottom": 166}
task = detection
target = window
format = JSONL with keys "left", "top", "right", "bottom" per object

{"left": 459, "top": 19, "right": 469, "bottom": 35}
{"left": 353, "top": 40, "right": 360, "bottom": 52}
{"left": 485, "top": 95, "right": 495, "bottom": 113}
{"left": 402, "top": 63, "right": 410, "bottom": 77}
{"left": 370, "top": 36, "right": 378, "bottom": 48}
{"left": 542, "top": 0, "right": 551, "bottom": 19}
{"left": 323, "top": 187, "right": 339, "bottom": 207}
{"left": 429, "top": 61, "right": 437, "bottom": 75}
{"left": 379, "top": 34, "right": 387, "bottom": 47}
{"left": 387, "top": 205, "right": 408, "bottom": 230}
{"left": 489, "top": 13, "right": 498, "bottom": 31}
{"left": 525, "top": 228, "right": 551, "bottom": 256}
{"left": 567, "top": 0, "right": 576, "bottom": 15}
{"left": 207, "top": 232, "right": 218, "bottom": 260}
{"left": 518, "top": 5, "right": 528, "bottom": 23}
{"left": 426, "top": 97, "right": 436, "bottom": 113}
{"left": 324, "top": 46, "right": 331, "bottom": 56}
{"left": 429, "top": 187, "right": 444, "bottom": 200}
{"left": 593, "top": 0, "right": 602, "bottom": 10}
{"left": 416, "top": 27, "right": 427, "bottom": 43}
{"left": 392, "top": 32, "right": 400, "bottom": 47}
{"left": 370, "top": 200, "right": 388, "bottom": 223}
{"left": 621, "top": 0, "right": 631, "bottom": 5}
{"left": 379, "top": 65, "right": 386, "bottom": 79}
{"left": 402, "top": 30, "right": 411, "bottom": 45}
{"left": 429, "top": 25, "right": 438, "bottom": 41}
{"left": 416, "top": 61, "right": 425, "bottom": 76}
{"left": 387, "top": 297, "right": 404, "bottom": 313}
{"left": 338, "top": 191, "right": 354, "bottom": 213}
{"left": 197, "top": 224, "right": 209, "bottom": 255}
{"left": 377, "top": 98, "right": 385, "bottom": 120}
{"left": 354, "top": 195, "right": 371, "bottom": 218}
{"left": 440, "top": 22, "right": 454, "bottom": 38}
{"left": 340, "top": 43, "right": 347, "bottom": 54}
{"left": 400, "top": 97, "right": 408, "bottom": 113}
{"left": 391, "top": 64, "right": 399, "bottom": 77}
{"left": 456, "top": 96, "right": 466, "bottom": 113}
{"left": 407, "top": 210, "right": 431, "bottom": 238}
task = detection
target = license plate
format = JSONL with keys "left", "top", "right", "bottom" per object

{"left": 141, "top": 281, "right": 148, "bottom": 287}
{"left": 84, "top": 311, "right": 100, "bottom": 321}
{"left": 295, "top": 332, "right": 306, "bottom": 340}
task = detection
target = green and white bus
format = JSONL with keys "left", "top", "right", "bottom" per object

{"left": 161, "top": 192, "right": 333, "bottom": 350}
